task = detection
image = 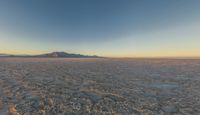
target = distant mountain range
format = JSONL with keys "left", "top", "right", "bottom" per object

{"left": 0, "top": 53, "right": 9, "bottom": 56}
{"left": 0, "top": 52, "right": 99, "bottom": 58}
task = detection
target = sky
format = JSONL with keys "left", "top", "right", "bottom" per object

{"left": 0, "top": 0, "right": 200, "bottom": 57}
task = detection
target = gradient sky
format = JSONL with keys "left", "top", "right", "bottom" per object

{"left": 0, "top": 0, "right": 200, "bottom": 57}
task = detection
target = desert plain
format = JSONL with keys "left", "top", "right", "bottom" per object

{"left": 0, "top": 58, "right": 200, "bottom": 115}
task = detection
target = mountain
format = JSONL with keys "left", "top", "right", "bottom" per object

{"left": 0, "top": 52, "right": 99, "bottom": 58}
{"left": 0, "top": 53, "right": 9, "bottom": 57}
{"left": 36, "top": 52, "right": 99, "bottom": 58}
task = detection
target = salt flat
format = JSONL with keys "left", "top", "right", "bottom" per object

{"left": 0, "top": 58, "right": 200, "bottom": 114}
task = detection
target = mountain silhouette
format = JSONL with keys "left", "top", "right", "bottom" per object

{"left": 0, "top": 52, "right": 99, "bottom": 58}
{"left": 36, "top": 52, "right": 99, "bottom": 58}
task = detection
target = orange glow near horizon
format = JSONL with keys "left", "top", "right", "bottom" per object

{"left": 1, "top": 49, "right": 200, "bottom": 58}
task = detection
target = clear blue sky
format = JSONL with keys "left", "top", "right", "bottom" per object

{"left": 0, "top": 0, "right": 200, "bottom": 57}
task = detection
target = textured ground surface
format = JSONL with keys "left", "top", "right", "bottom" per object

{"left": 0, "top": 58, "right": 200, "bottom": 115}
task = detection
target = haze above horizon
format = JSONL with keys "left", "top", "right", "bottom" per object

{"left": 1, "top": 0, "right": 200, "bottom": 57}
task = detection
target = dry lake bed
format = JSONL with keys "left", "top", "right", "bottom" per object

{"left": 0, "top": 58, "right": 200, "bottom": 115}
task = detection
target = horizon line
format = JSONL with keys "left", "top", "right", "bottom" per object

{"left": 1, "top": 52, "right": 200, "bottom": 59}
